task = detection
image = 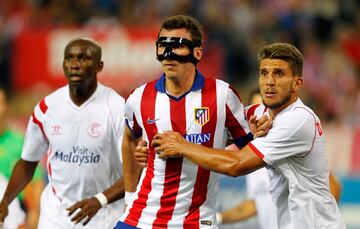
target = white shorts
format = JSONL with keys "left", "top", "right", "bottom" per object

{"left": 38, "top": 185, "right": 124, "bottom": 229}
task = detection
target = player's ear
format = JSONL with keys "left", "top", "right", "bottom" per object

{"left": 292, "top": 76, "right": 303, "bottom": 92}
{"left": 97, "top": 61, "right": 104, "bottom": 73}
{"left": 194, "top": 47, "right": 202, "bottom": 61}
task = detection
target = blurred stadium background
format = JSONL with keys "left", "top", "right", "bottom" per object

{"left": 0, "top": 0, "right": 359, "bottom": 228}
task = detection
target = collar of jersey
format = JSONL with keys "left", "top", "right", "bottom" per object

{"left": 67, "top": 83, "right": 102, "bottom": 110}
{"left": 155, "top": 69, "right": 204, "bottom": 101}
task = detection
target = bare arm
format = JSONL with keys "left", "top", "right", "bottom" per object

{"left": 67, "top": 126, "right": 128, "bottom": 226}
{"left": 218, "top": 200, "right": 257, "bottom": 224}
{"left": 0, "top": 159, "right": 38, "bottom": 225}
{"left": 152, "top": 132, "right": 265, "bottom": 177}
{"left": 23, "top": 179, "right": 43, "bottom": 229}
{"left": 122, "top": 126, "right": 141, "bottom": 192}
{"left": 66, "top": 177, "right": 125, "bottom": 225}
{"left": 134, "top": 140, "right": 149, "bottom": 168}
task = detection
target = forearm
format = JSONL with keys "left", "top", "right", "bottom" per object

{"left": 101, "top": 177, "right": 125, "bottom": 204}
{"left": 181, "top": 142, "right": 245, "bottom": 177}
{"left": 180, "top": 143, "right": 264, "bottom": 177}
{"left": 1, "top": 159, "right": 37, "bottom": 205}
{"left": 220, "top": 200, "right": 257, "bottom": 224}
{"left": 122, "top": 128, "right": 141, "bottom": 192}
{"left": 23, "top": 180, "right": 43, "bottom": 228}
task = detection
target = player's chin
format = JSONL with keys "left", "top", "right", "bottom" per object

{"left": 263, "top": 100, "right": 278, "bottom": 109}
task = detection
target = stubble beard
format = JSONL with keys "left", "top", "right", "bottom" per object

{"left": 263, "top": 90, "right": 292, "bottom": 110}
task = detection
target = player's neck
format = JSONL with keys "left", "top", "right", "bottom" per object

{"left": 269, "top": 96, "right": 298, "bottom": 118}
{"left": 165, "top": 69, "right": 196, "bottom": 97}
{"left": 69, "top": 81, "right": 98, "bottom": 106}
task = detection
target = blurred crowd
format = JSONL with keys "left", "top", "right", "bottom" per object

{"left": 0, "top": 0, "right": 359, "bottom": 125}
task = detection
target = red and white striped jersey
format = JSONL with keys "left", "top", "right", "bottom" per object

{"left": 244, "top": 103, "right": 267, "bottom": 121}
{"left": 121, "top": 71, "right": 252, "bottom": 229}
{"left": 21, "top": 83, "right": 125, "bottom": 217}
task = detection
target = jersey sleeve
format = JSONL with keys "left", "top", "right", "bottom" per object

{"left": 21, "top": 101, "right": 49, "bottom": 162}
{"left": 109, "top": 92, "right": 126, "bottom": 140}
{"left": 225, "top": 86, "right": 253, "bottom": 147}
{"left": 249, "top": 110, "right": 316, "bottom": 165}
{"left": 124, "top": 91, "right": 142, "bottom": 139}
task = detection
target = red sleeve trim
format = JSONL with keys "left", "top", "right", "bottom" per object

{"left": 31, "top": 112, "right": 46, "bottom": 137}
{"left": 248, "top": 142, "right": 264, "bottom": 159}
{"left": 39, "top": 98, "right": 48, "bottom": 114}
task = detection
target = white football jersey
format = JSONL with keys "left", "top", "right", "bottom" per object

{"left": 21, "top": 83, "right": 125, "bottom": 226}
{"left": 249, "top": 100, "right": 345, "bottom": 229}
{"left": 121, "top": 72, "right": 252, "bottom": 229}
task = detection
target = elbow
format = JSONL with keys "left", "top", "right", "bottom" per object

{"left": 221, "top": 162, "right": 246, "bottom": 177}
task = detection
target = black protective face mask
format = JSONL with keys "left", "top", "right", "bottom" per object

{"left": 156, "top": 37, "right": 199, "bottom": 65}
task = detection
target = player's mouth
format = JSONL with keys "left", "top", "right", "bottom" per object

{"left": 68, "top": 74, "right": 83, "bottom": 81}
{"left": 264, "top": 90, "right": 276, "bottom": 98}
{"left": 163, "top": 61, "right": 177, "bottom": 67}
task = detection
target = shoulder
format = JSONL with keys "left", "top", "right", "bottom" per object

{"left": 126, "top": 81, "right": 155, "bottom": 101}
{"left": 101, "top": 84, "right": 125, "bottom": 105}
{"left": 282, "top": 104, "right": 317, "bottom": 125}
{"left": 245, "top": 104, "right": 267, "bottom": 120}
{"left": 204, "top": 77, "right": 230, "bottom": 90}
{"left": 275, "top": 105, "right": 317, "bottom": 138}
{"left": 39, "top": 85, "right": 68, "bottom": 108}
{"left": 99, "top": 84, "right": 125, "bottom": 116}
{"left": 33, "top": 86, "right": 67, "bottom": 116}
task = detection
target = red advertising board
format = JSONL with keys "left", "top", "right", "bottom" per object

{"left": 12, "top": 26, "right": 224, "bottom": 97}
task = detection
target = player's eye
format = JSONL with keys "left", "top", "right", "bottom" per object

{"left": 260, "top": 70, "right": 268, "bottom": 77}
{"left": 274, "top": 70, "right": 285, "bottom": 77}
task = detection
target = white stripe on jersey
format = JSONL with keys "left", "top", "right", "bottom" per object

{"left": 122, "top": 72, "right": 251, "bottom": 229}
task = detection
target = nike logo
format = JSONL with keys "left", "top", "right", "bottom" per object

{"left": 147, "top": 117, "right": 160, "bottom": 125}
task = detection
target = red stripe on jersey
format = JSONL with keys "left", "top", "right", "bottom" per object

{"left": 31, "top": 112, "right": 46, "bottom": 137}
{"left": 125, "top": 81, "right": 158, "bottom": 227}
{"left": 47, "top": 159, "right": 52, "bottom": 177}
{"left": 184, "top": 78, "right": 216, "bottom": 228}
{"left": 246, "top": 104, "right": 260, "bottom": 120}
{"left": 153, "top": 98, "right": 186, "bottom": 228}
{"left": 39, "top": 98, "right": 48, "bottom": 114}
{"left": 248, "top": 142, "right": 264, "bottom": 159}
{"left": 46, "top": 149, "right": 62, "bottom": 202}
{"left": 229, "top": 85, "right": 243, "bottom": 103}
{"left": 225, "top": 104, "right": 247, "bottom": 138}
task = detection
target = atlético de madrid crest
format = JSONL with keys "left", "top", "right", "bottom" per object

{"left": 194, "top": 107, "right": 210, "bottom": 126}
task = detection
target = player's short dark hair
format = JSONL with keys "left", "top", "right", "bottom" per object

{"left": 258, "top": 43, "right": 304, "bottom": 76}
{"left": 66, "top": 37, "right": 102, "bottom": 61}
{"left": 159, "top": 15, "right": 203, "bottom": 47}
